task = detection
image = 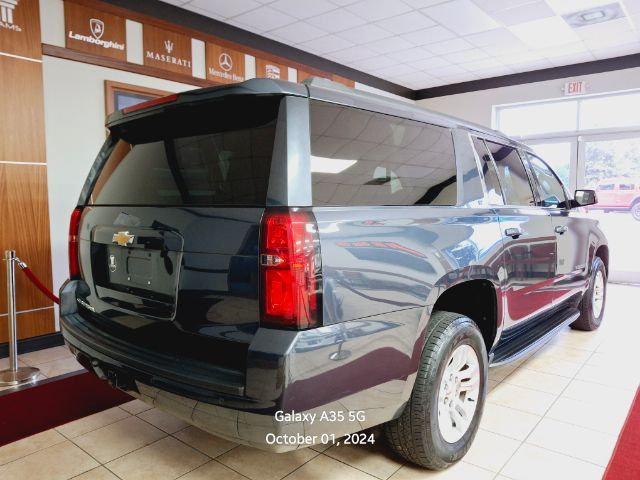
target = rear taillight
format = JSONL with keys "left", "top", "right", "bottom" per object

{"left": 260, "top": 209, "right": 322, "bottom": 329}
{"left": 68, "top": 207, "right": 83, "bottom": 279}
{"left": 122, "top": 93, "right": 179, "bottom": 114}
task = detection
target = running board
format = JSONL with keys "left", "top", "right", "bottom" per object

{"left": 490, "top": 307, "right": 580, "bottom": 367}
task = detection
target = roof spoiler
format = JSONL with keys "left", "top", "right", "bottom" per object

{"left": 302, "top": 76, "right": 353, "bottom": 92}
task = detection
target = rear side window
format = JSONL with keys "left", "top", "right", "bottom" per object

{"left": 471, "top": 136, "right": 504, "bottom": 205}
{"left": 486, "top": 141, "right": 535, "bottom": 206}
{"left": 90, "top": 96, "right": 280, "bottom": 206}
{"left": 619, "top": 183, "right": 635, "bottom": 190}
{"left": 309, "top": 101, "right": 457, "bottom": 206}
{"left": 598, "top": 183, "right": 615, "bottom": 190}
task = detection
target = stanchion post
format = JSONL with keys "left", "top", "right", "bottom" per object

{"left": 7, "top": 250, "right": 18, "bottom": 372}
{"left": 0, "top": 250, "right": 40, "bottom": 386}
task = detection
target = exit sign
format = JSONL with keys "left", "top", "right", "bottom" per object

{"left": 564, "top": 80, "right": 587, "bottom": 96}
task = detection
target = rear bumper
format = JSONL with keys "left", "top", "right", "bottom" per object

{"left": 63, "top": 314, "right": 345, "bottom": 452}
{"left": 60, "top": 280, "right": 415, "bottom": 451}
{"left": 112, "top": 380, "right": 371, "bottom": 452}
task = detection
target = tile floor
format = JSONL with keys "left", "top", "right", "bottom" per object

{"left": 0, "top": 284, "right": 638, "bottom": 479}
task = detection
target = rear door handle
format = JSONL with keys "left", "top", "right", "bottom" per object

{"left": 504, "top": 227, "right": 523, "bottom": 238}
{"left": 554, "top": 225, "right": 568, "bottom": 234}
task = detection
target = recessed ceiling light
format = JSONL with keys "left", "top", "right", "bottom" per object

{"left": 546, "top": 0, "right": 612, "bottom": 15}
{"left": 582, "top": 11, "right": 606, "bottom": 21}
{"left": 563, "top": 3, "right": 624, "bottom": 28}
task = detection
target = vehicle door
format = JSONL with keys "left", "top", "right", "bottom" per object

{"left": 618, "top": 182, "right": 637, "bottom": 208}
{"left": 524, "top": 152, "right": 591, "bottom": 304}
{"left": 595, "top": 182, "right": 616, "bottom": 208}
{"left": 475, "top": 138, "right": 557, "bottom": 328}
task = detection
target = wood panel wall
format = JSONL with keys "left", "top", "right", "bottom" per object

{"left": 0, "top": 0, "right": 55, "bottom": 343}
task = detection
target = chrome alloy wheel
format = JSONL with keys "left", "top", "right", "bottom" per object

{"left": 437, "top": 344, "right": 480, "bottom": 443}
{"left": 592, "top": 270, "right": 605, "bottom": 318}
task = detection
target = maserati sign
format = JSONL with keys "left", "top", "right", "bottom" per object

{"left": 143, "top": 25, "right": 192, "bottom": 74}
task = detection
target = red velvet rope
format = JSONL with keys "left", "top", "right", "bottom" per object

{"left": 19, "top": 266, "right": 60, "bottom": 305}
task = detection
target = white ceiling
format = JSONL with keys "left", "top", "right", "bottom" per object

{"left": 161, "top": 0, "right": 640, "bottom": 90}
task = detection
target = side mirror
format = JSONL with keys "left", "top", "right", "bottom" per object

{"left": 574, "top": 189, "right": 597, "bottom": 207}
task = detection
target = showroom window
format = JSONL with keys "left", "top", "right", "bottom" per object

{"left": 309, "top": 100, "right": 457, "bottom": 206}
{"left": 579, "top": 92, "right": 640, "bottom": 131}
{"left": 494, "top": 90, "right": 640, "bottom": 137}
{"left": 496, "top": 100, "right": 578, "bottom": 137}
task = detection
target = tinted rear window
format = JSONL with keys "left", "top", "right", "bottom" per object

{"left": 90, "top": 96, "right": 281, "bottom": 206}
{"left": 309, "top": 100, "right": 457, "bottom": 206}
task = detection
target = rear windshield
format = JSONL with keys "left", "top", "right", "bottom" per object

{"left": 90, "top": 96, "right": 281, "bottom": 206}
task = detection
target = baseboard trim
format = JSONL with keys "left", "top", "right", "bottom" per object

{"left": 0, "top": 332, "right": 65, "bottom": 359}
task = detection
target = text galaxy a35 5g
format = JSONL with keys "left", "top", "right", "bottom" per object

{"left": 60, "top": 78, "right": 608, "bottom": 470}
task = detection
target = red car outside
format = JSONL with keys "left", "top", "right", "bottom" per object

{"left": 588, "top": 177, "right": 640, "bottom": 221}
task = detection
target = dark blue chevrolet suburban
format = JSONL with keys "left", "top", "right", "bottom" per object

{"left": 60, "top": 77, "right": 608, "bottom": 469}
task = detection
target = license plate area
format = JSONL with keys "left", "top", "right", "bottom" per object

{"left": 91, "top": 227, "right": 183, "bottom": 319}
{"left": 111, "top": 248, "right": 156, "bottom": 288}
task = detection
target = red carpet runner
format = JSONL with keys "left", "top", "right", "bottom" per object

{"left": 0, "top": 371, "right": 132, "bottom": 447}
{"left": 604, "top": 387, "right": 640, "bottom": 480}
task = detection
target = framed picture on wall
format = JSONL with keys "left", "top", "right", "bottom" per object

{"left": 105, "top": 81, "right": 170, "bottom": 115}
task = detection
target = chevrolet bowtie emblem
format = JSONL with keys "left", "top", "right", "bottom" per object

{"left": 112, "top": 231, "right": 135, "bottom": 247}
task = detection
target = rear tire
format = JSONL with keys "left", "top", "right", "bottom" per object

{"left": 571, "top": 257, "right": 607, "bottom": 331}
{"left": 631, "top": 202, "right": 640, "bottom": 222}
{"left": 384, "top": 311, "right": 487, "bottom": 469}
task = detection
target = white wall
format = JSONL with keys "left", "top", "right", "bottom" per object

{"left": 42, "top": 56, "right": 200, "bottom": 326}
{"left": 417, "top": 66, "right": 640, "bottom": 128}
{"left": 39, "top": 0, "right": 64, "bottom": 47}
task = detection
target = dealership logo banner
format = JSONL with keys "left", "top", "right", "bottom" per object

{"left": 206, "top": 43, "right": 245, "bottom": 84}
{"left": 256, "top": 58, "right": 289, "bottom": 81}
{"left": 0, "top": 0, "right": 21, "bottom": 32}
{"left": 0, "top": 0, "right": 42, "bottom": 59}
{"left": 143, "top": 24, "right": 192, "bottom": 75}
{"left": 67, "top": 19, "right": 125, "bottom": 51}
{"left": 64, "top": 2, "right": 126, "bottom": 61}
